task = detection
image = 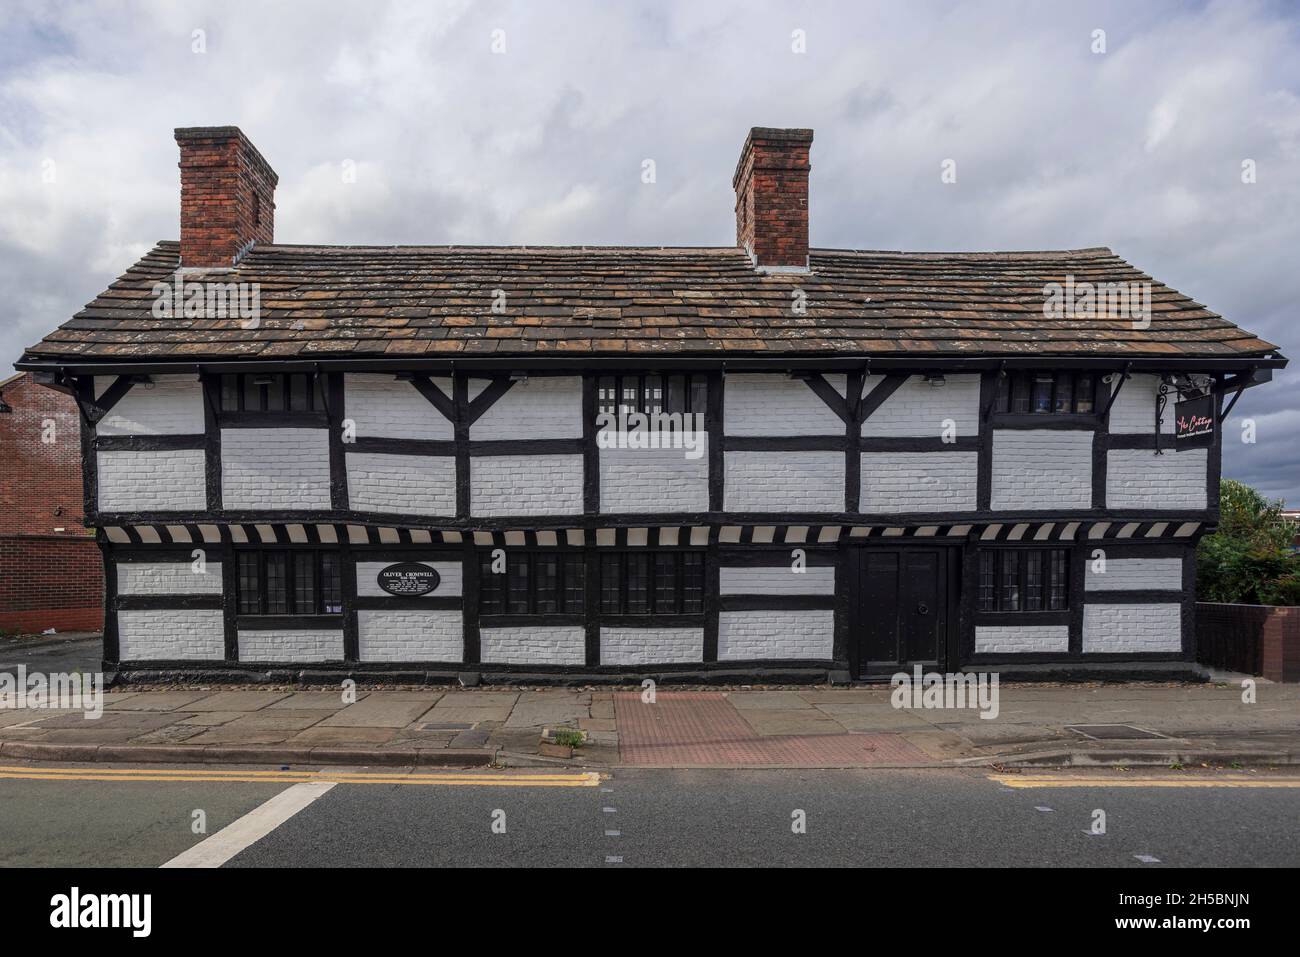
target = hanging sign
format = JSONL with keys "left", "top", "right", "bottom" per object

{"left": 377, "top": 563, "right": 441, "bottom": 596}
{"left": 1174, "top": 394, "right": 1215, "bottom": 448}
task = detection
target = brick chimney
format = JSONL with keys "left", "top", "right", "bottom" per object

{"left": 732, "top": 127, "right": 813, "bottom": 270}
{"left": 175, "top": 126, "right": 277, "bottom": 268}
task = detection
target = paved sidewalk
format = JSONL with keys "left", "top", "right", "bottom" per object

{"left": 0, "top": 681, "right": 1295, "bottom": 769}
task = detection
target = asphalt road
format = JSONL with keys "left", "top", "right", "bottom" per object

{"left": 0, "top": 765, "right": 1295, "bottom": 868}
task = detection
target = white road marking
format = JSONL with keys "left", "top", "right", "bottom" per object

{"left": 1035, "top": 806, "right": 1054, "bottom": 812}
{"left": 605, "top": 829, "right": 621, "bottom": 837}
{"left": 161, "top": 782, "right": 336, "bottom": 869}
{"left": 1133, "top": 854, "right": 1161, "bottom": 864}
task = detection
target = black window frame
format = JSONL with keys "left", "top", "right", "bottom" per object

{"left": 595, "top": 373, "right": 708, "bottom": 419}
{"left": 991, "top": 370, "right": 1101, "bottom": 418}
{"left": 478, "top": 551, "right": 586, "bottom": 619}
{"left": 237, "top": 548, "right": 343, "bottom": 617}
{"left": 598, "top": 549, "right": 705, "bottom": 617}
{"left": 975, "top": 547, "right": 1070, "bottom": 614}
{"left": 219, "top": 373, "right": 324, "bottom": 414}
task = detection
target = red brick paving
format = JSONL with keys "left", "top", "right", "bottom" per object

{"left": 614, "top": 692, "right": 930, "bottom": 767}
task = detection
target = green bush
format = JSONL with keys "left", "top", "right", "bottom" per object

{"left": 1197, "top": 479, "right": 1300, "bottom": 605}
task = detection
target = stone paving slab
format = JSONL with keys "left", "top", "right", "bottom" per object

{"left": 185, "top": 691, "right": 292, "bottom": 712}
{"left": 319, "top": 695, "right": 440, "bottom": 728}
{"left": 101, "top": 691, "right": 213, "bottom": 711}
{"left": 726, "top": 691, "right": 815, "bottom": 711}
{"left": 289, "top": 726, "right": 397, "bottom": 746}
{"left": 267, "top": 691, "right": 359, "bottom": 710}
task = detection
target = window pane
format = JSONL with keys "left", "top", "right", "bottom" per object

{"left": 999, "top": 551, "right": 1020, "bottom": 611}
{"left": 653, "top": 552, "right": 678, "bottom": 614}
{"left": 977, "top": 551, "right": 995, "bottom": 612}
{"left": 1052, "top": 374, "right": 1074, "bottom": 414}
{"left": 1025, "top": 549, "right": 1043, "bottom": 611}
{"left": 480, "top": 556, "right": 506, "bottom": 615}
{"left": 289, "top": 374, "right": 310, "bottom": 412}
{"left": 689, "top": 377, "right": 708, "bottom": 417}
{"left": 994, "top": 374, "right": 1010, "bottom": 414}
{"left": 321, "top": 553, "right": 342, "bottom": 614}
{"left": 1010, "top": 373, "right": 1031, "bottom": 413}
{"left": 666, "top": 375, "right": 687, "bottom": 414}
{"left": 600, "top": 554, "right": 622, "bottom": 614}
{"left": 643, "top": 375, "right": 664, "bottom": 415}
{"left": 563, "top": 554, "right": 585, "bottom": 613}
{"left": 534, "top": 555, "right": 559, "bottom": 614}
{"left": 681, "top": 553, "right": 704, "bottom": 614}
{"left": 293, "top": 552, "right": 317, "bottom": 614}
{"left": 238, "top": 553, "right": 260, "bottom": 615}
{"left": 507, "top": 556, "right": 530, "bottom": 614}
{"left": 625, "top": 554, "right": 650, "bottom": 614}
{"left": 265, "top": 553, "right": 288, "bottom": 615}
{"left": 265, "top": 375, "right": 285, "bottom": 412}
{"left": 1048, "top": 549, "right": 1069, "bottom": 610}
{"left": 1074, "top": 375, "right": 1095, "bottom": 414}
{"left": 242, "top": 375, "right": 263, "bottom": 412}
{"left": 220, "top": 375, "right": 240, "bottom": 411}
{"left": 597, "top": 377, "right": 616, "bottom": 416}
{"left": 1031, "top": 373, "right": 1053, "bottom": 413}
{"left": 619, "top": 378, "right": 638, "bottom": 415}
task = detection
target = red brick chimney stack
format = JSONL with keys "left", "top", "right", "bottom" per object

{"left": 175, "top": 126, "right": 278, "bottom": 268}
{"left": 732, "top": 127, "right": 813, "bottom": 271}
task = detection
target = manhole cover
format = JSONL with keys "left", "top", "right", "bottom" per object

{"left": 418, "top": 722, "right": 473, "bottom": 732}
{"left": 1066, "top": 724, "right": 1168, "bottom": 741}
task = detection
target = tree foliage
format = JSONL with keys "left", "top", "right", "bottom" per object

{"left": 1196, "top": 479, "right": 1300, "bottom": 605}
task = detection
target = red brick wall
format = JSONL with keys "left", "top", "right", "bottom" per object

{"left": 0, "top": 373, "right": 101, "bottom": 633}
{"left": 0, "top": 536, "right": 102, "bottom": 632}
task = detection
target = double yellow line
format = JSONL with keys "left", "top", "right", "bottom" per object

{"left": 991, "top": 773, "right": 1300, "bottom": 789}
{"left": 0, "top": 764, "right": 602, "bottom": 787}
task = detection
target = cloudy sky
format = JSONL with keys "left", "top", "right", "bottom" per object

{"left": 2, "top": 0, "right": 1297, "bottom": 500}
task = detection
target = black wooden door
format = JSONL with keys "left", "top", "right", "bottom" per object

{"left": 857, "top": 547, "right": 950, "bottom": 676}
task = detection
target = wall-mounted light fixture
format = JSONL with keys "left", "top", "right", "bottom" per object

{"left": 923, "top": 374, "right": 946, "bottom": 388}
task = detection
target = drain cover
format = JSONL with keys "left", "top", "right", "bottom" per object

{"left": 1066, "top": 724, "right": 1168, "bottom": 741}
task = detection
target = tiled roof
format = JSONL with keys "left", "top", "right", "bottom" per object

{"left": 22, "top": 241, "right": 1278, "bottom": 363}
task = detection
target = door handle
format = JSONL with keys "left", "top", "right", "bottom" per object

{"left": 917, "top": 602, "right": 929, "bottom": 616}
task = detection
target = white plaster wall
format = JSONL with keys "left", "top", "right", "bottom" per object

{"left": 599, "top": 627, "right": 703, "bottom": 665}
{"left": 990, "top": 430, "right": 1093, "bottom": 510}
{"left": 1082, "top": 603, "right": 1183, "bottom": 653}
{"left": 117, "top": 609, "right": 224, "bottom": 660}
{"left": 344, "top": 374, "right": 452, "bottom": 440}
{"left": 717, "top": 609, "right": 835, "bottom": 660}
{"left": 95, "top": 374, "right": 205, "bottom": 436}
{"left": 470, "top": 376, "right": 582, "bottom": 440}
{"left": 357, "top": 610, "right": 463, "bottom": 662}
{"left": 861, "top": 374, "right": 980, "bottom": 437}
{"left": 97, "top": 450, "right": 207, "bottom": 512}
{"left": 221, "top": 428, "right": 331, "bottom": 509}
{"left": 860, "top": 451, "right": 978, "bottom": 513}
{"left": 117, "top": 562, "right": 223, "bottom": 595}
{"left": 346, "top": 453, "right": 456, "bottom": 516}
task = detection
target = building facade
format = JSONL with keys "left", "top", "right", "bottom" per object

{"left": 0, "top": 372, "right": 103, "bottom": 633}
{"left": 14, "top": 126, "right": 1285, "bottom": 681}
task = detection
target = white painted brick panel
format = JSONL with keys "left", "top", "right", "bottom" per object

{"left": 718, "top": 565, "right": 835, "bottom": 595}
{"left": 471, "top": 455, "right": 585, "bottom": 516}
{"left": 860, "top": 451, "right": 977, "bottom": 512}
{"left": 345, "top": 374, "right": 452, "bottom": 440}
{"left": 1085, "top": 557, "right": 1183, "bottom": 591}
{"left": 357, "top": 610, "right": 463, "bottom": 662}
{"left": 724, "top": 374, "right": 843, "bottom": 436}
{"left": 97, "top": 450, "right": 207, "bottom": 512}
{"left": 221, "top": 428, "right": 331, "bottom": 509}
{"left": 974, "top": 625, "right": 1070, "bottom": 654}
{"left": 479, "top": 625, "right": 586, "bottom": 665}
{"left": 1106, "top": 448, "right": 1207, "bottom": 509}
{"left": 861, "top": 374, "right": 980, "bottom": 437}
{"left": 1108, "top": 374, "right": 1176, "bottom": 434}
{"left": 238, "top": 629, "right": 344, "bottom": 662}
{"left": 599, "top": 443, "right": 709, "bottom": 512}
{"left": 470, "top": 376, "right": 582, "bottom": 440}
{"left": 717, "top": 609, "right": 834, "bottom": 660}
{"left": 117, "top": 562, "right": 223, "bottom": 595}
{"left": 117, "top": 609, "right": 224, "bottom": 661}
{"left": 724, "top": 451, "right": 844, "bottom": 511}
{"left": 1083, "top": 603, "right": 1182, "bottom": 653}
{"left": 600, "top": 627, "right": 703, "bottom": 665}
{"left": 355, "top": 561, "right": 463, "bottom": 597}
{"left": 990, "top": 430, "right": 1092, "bottom": 510}
{"left": 95, "top": 375, "right": 205, "bottom": 436}
{"left": 346, "top": 453, "right": 456, "bottom": 516}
